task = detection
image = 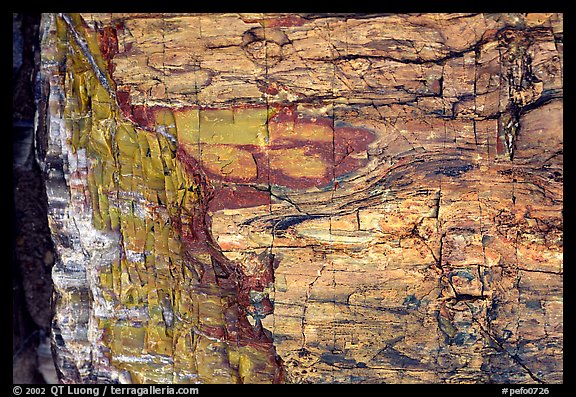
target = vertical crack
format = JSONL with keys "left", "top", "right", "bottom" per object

{"left": 473, "top": 119, "right": 479, "bottom": 147}
{"left": 497, "top": 28, "right": 541, "bottom": 161}
{"left": 300, "top": 259, "right": 328, "bottom": 350}
{"left": 477, "top": 196, "right": 487, "bottom": 300}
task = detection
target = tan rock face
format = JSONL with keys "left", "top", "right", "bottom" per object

{"left": 40, "top": 13, "right": 562, "bottom": 384}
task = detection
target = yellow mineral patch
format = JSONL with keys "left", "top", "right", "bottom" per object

{"left": 228, "top": 107, "right": 269, "bottom": 145}
{"left": 269, "top": 147, "right": 328, "bottom": 179}
{"left": 116, "top": 123, "right": 140, "bottom": 157}
{"left": 174, "top": 108, "right": 200, "bottom": 149}
{"left": 146, "top": 323, "right": 173, "bottom": 356}
{"left": 115, "top": 324, "right": 147, "bottom": 354}
{"left": 238, "top": 345, "right": 277, "bottom": 384}
{"left": 200, "top": 109, "right": 232, "bottom": 143}
{"left": 195, "top": 337, "right": 238, "bottom": 384}
{"left": 154, "top": 108, "right": 178, "bottom": 140}
{"left": 87, "top": 123, "right": 113, "bottom": 160}
{"left": 98, "top": 189, "right": 111, "bottom": 229}
{"left": 200, "top": 144, "right": 258, "bottom": 180}
{"left": 176, "top": 107, "right": 269, "bottom": 148}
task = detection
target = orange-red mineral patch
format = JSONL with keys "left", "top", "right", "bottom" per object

{"left": 171, "top": 104, "right": 376, "bottom": 192}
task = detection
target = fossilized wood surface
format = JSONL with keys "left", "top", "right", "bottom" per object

{"left": 38, "top": 13, "right": 563, "bottom": 384}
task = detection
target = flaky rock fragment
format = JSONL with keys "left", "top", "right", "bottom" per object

{"left": 39, "top": 13, "right": 562, "bottom": 384}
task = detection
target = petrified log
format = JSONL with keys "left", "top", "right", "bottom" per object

{"left": 37, "top": 13, "right": 563, "bottom": 384}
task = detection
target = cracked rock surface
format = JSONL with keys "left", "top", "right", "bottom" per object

{"left": 39, "top": 13, "right": 562, "bottom": 383}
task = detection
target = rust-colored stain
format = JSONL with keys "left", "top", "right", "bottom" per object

{"left": 129, "top": 103, "right": 376, "bottom": 190}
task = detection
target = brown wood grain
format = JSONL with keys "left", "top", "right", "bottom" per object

{"left": 40, "top": 13, "right": 562, "bottom": 384}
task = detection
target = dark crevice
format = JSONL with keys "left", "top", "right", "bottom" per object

{"left": 13, "top": 12, "right": 55, "bottom": 384}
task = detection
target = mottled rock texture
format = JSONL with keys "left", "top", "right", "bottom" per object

{"left": 38, "top": 13, "right": 562, "bottom": 384}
